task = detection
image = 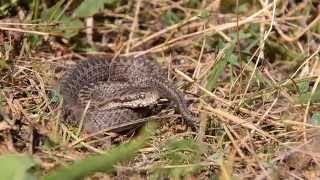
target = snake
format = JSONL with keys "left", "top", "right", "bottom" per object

{"left": 59, "top": 56, "right": 196, "bottom": 133}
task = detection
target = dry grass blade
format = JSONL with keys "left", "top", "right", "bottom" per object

{"left": 203, "top": 105, "right": 277, "bottom": 142}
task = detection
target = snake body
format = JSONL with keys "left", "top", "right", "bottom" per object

{"left": 59, "top": 56, "right": 195, "bottom": 132}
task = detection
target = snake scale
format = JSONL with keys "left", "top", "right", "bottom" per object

{"left": 59, "top": 56, "right": 196, "bottom": 133}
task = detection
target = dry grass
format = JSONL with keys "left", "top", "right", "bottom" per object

{"left": 0, "top": 0, "right": 320, "bottom": 179}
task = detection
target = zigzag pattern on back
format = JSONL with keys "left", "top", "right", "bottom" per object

{"left": 78, "top": 81, "right": 160, "bottom": 110}
{"left": 60, "top": 58, "right": 112, "bottom": 105}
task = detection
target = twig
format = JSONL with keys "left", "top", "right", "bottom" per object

{"left": 126, "top": 0, "right": 142, "bottom": 53}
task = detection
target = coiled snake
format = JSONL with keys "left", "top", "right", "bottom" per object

{"left": 59, "top": 56, "right": 196, "bottom": 133}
